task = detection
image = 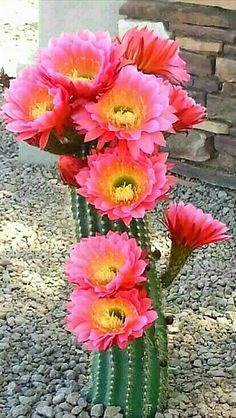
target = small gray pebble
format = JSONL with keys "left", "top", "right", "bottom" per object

{"left": 61, "top": 402, "right": 73, "bottom": 412}
{"left": 0, "top": 257, "right": 10, "bottom": 267}
{"left": 18, "top": 396, "right": 32, "bottom": 405}
{"left": 78, "top": 412, "right": 90, "bottom": 418}
{"left": 207, "top": 358, "right": 220, "bottom": 366}
{"left": 104, "top": 406, "right": 121, "bottom": 417}
{"left": 77, "top": 398, "right": 87, "bottom": 409}
{"left": 7, "top": 381, "right": 18, "bottom": 395}
{"left": 66, "top": 393, "right": 79, "bottom": 406}
{"left": 71, "top": 406, "right": 82, "bottom": 415}
{"left": 228, "top": 393, "right": 236, "bottom": 406}
{"left": 53, "top": 394, "right": 66, "bottom": 405}
{"left": 20, "top": 374, "right": 31, "bottom": 384}
{"left": 91, "top": 404, "right": 104, "bottom": 417}
{"left": 36, "top": 403, "right": 54, "bottom": 418}
{"left": 11, "top": 405, "right": 30, "bottom": 418}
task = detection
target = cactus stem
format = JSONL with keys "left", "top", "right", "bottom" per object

{"left": 126, "top": 338, "right": 144, "bottom": 418}
{"left": 70, "top": 189, "right": 168, "bottom": 418}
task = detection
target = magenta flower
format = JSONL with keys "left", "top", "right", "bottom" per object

{"left": 38, "top": 30, "right": 118, "bottom": 100}
{"left": 65, "top": 231, "right": 147, "bottom": 295}
{"left": 72, "top": 65, "right": 178, "bottom": 158}
{"left": 66, "top": 287, "right": 157, "bottom": 350}
{"left": 117, "top": 27, "right": 190, "bottom": 84}
{"left": 2, "top": 67, "right": 70, "bottom": 149}
{"left": 164, "top": 202, "right": 231, "bottom": 250}
{"left": 169, "top": 85, "right": 206, "bottom": 132}
{"left": 76, "top": 146, "right": 175, "bottom": 225}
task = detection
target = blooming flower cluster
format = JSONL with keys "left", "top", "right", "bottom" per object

{"left": 66, "top": 232, "right": 157, "bottom": 350}
{"left": 2, "top": 27, "right": 205, "bottom": 225}
{"left": 2, "top": 26, "right": 230, "bottom": 352}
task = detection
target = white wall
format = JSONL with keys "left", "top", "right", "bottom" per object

{"left": 19, "top": 0, "right": 124, "bottom": 165}
{"left": 39, "top": 0, "right": 124, "bottom": 46}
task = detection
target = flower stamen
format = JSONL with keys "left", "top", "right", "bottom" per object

{"left": 109, "top": 105, "right": 139, "bottom": 129}
{"left": 112, "top": 175, "right": 138, "bottom": 204}
{"left": 113, "top": 182, "right": 137, "bottom": 203}
{"left": 68, "top": 68, "right": 95, "bottom": 83}
{"left": 92, "top": 265, "right": 118, "bottom": 286}
{"left": 29, "top": 98, "right": 53, "bottom": 120}
{"left": 91, "top": 299, "right": 131, "bottom": 333}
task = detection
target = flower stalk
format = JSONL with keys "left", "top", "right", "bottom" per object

{"left": 161, "top": 243, "right": 192, "bottom": 289}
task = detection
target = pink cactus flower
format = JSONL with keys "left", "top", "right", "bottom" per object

{"left": 65, "top": 231, "right": 147, "bottom": 294}
{"left": 164, "top": 202, "right": 231, "bottom": 250}
{"left": 66, "top": 287, "right": 157, "bottom": 350}
{"left": 117, "top": 27, "right": 190, "bottom": 84}
{"left": 2, "top": 67, "right": 70, "bottom": 149}
{"left": 38, "top": 30, "right": 119, "bottom": 100}
{"left": 75, "top": 146, "right": 175, "bottom": 225}
{"left": 72, "top": 65, "right": 178, "bottom": 158}
{"left": 169, "top": 85, "right": 206, "bottom": 132}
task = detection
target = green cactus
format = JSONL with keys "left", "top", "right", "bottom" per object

{"left": 70, "top": 190, "right": 168, "bottom": 418}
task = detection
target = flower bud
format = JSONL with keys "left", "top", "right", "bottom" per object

{"left": 58, "top": 155, "right": 86, "bottom": 187}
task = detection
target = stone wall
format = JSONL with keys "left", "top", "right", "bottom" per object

{"left": 120, "top": 0, "right": 236, "bottom": 179}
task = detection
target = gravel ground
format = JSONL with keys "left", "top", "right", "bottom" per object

{"left": 1, "top": 2, "right": 236, "bottom": 417}
{"left": 0, "top": 123, "right": 235, "bottom": 418}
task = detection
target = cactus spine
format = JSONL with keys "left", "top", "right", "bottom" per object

{"left": 70, "top": 190, "right": 168, "bottom": 418}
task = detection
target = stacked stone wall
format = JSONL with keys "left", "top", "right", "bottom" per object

{"left": 120, "top": 0, "right": 236, "bottom": 178}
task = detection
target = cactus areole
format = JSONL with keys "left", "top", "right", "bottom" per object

{"left": 2, "top": 27, "right": 230, "bottom": 418}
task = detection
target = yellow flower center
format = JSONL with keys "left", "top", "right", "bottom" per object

{"left": 88, "top": 252, "right": 125, "bottom": 287}
{"left": 29, "top": 88, "right": 53, "bottom": 120}
{"left": 97, "top": 162, "right": 149, "bottom": 207}
{"left": 56, "top": 55, "right": 101, "bottom": 83}
{"left": 97, "top": 308, "right": 125, "bottom": 333}
{"left": 91, "top": 298, "right": 135, "bottom": 333}
{"left": 68, "top": 69, "right": 95, "bottom": 83}
{"left": 112, "top": 176, "right": 137, "bottom": 204}
{"left": 113, "top": 183, "right": 136, "bottom": 203}
{"left": 30, "top": 101, "right": 53, "bottom": 120}
{"left": 109, "top": 106, "right": 139, "bottom": 129}
{"left": 93, "top": 265, "right": 118, "bottom": 286}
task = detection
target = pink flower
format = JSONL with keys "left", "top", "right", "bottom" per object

{"left": 66, "top": 287, "right": 157, "bottom": 350}
{"left": 58, "top": 155, "right": 87, "bottom": 187}
{"left": 117, "top": 27, "right": 189, "bottom": 84}
{"left": 76, "top": 146, "right": 175, "bottom": 225}
{"left": 38, "top": 30, "right": 118, "bottom": 100}
{"left": 2, "top": 67, "right": 70, "bottom": 149}
{"left": 65, "top": 231, "right": 147, "bottom": 294}
{"left": 164, "top": 202, "right": 231, "bottom": 250}
{"left": 72, "top": 65, "right": 178, "bottom": 158}
{"left": 169, "top": 85, "right": 206, "bottom": 132}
